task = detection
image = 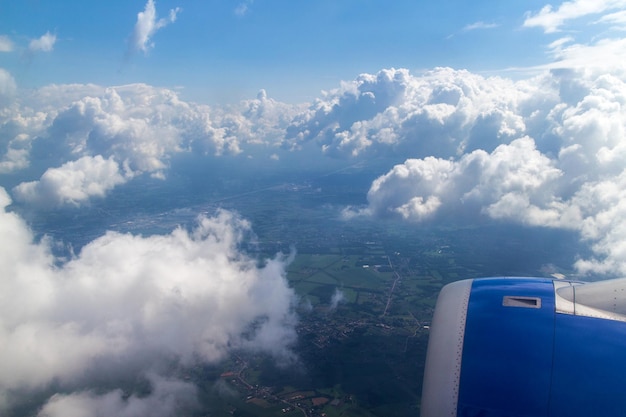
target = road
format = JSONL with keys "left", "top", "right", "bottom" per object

{"left": 382, "top": 255, "right": 401, "bottom": 316}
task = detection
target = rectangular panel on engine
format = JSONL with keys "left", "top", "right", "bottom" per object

{"left": 458, "top": 278, "right": 556, "bottom": 416}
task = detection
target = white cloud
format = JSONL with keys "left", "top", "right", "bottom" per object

{"left": 0, "top": 189, "right": 297, "bottom": 412}
{"left": 28, "top": 31, "right": 56, "bottom": 52}
{"left": 5, "top": 66, "right": 626, "bottom": 278}
{"left": 131, "top": 0, "right": 181, "bottom": 54}
{"left": 342, "top": 68, "right": 626, "bottom": 277}
{"left": 235, "top": 0, "right": 254, "bottom": 16}
{"left": 16, "top": 85, "right": 235, "bottom": 178}
{"left": 0, "top": 68, "right": 16, "bottom": 97}
{"left": 363, "top": 137, "right": 564, "bottom": 225}
{"left": 12, "top": 155, "right": 128, "bottom": 208}
{"left": 0, "top": 35, "right": 13, "bottom": 52}
{"left": 0, "top": 82, "right": 304, "bottom": 207}
{"left": 546, "top": 37, "right": 626, "bottom": 71}
{"left": 517, "top": 1, "right": 626, "bottom": 74}
{"left": 0, "top": 146, "right": 29, "bottom": 174}
{"left": 329, "top": 288, "right": 346, "bottom": 310}
{"left": 41, "top": 86, "right": 185, "bottom": 173}
{"left": 37, "top": 375, "right": 198, "bottom": 417}
{"left": 570, "top": 172, "right": 626, "bottom": 275}
{"left": 596, "top": 9, "right": 626, "bottom": 27}
{"left": 285, "top": 67, "right": 535, "bottom": 158}
{"left": 523, "top": 0, "right": 626, "bottom": 33}
{"left": 463, "top": 21, "right": 500, "bottom": 31}
{"left": 547, "top": 36, "right": 576, "bottom": 50}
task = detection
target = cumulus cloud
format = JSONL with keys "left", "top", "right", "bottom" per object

{"left": 0, "top": 188, "right": 297, "bottom": 413}
{"left": 28, "top": 31, "right": 56, "bottom": 52}
{"left": 130, "top": 0, "right": 181, "bottom": 54}
{"left": 360, "top": 137, "right": 565, "bottom": 225}
{"left": 0, "top": 145, "right": 29, "bottom": 174}
{"left": 285, "top": 67, "right": 535, "bottom": 158}
{"left": 0, "top": 35, "right": 13, "bottom": 52}
{"left": 0, "top": 82, "right": 305, "bottom": 209}
{"left": 38, "top": 86, "right": 187, "bottom": 174}
{"left": 0, "top": 82, "right": 303, "bottom": 198}
{"left": 202, "top": 88, "right": 304, "bottom": 156}
{"left": 13, "top": 155, "right": 128, "bottom": 208}
{"left": 340, "top": 68, "right": 626, "bottom": 277}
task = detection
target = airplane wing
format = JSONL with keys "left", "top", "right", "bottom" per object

{"left": 421, "top": 276, "right": 626, "bottom": 417}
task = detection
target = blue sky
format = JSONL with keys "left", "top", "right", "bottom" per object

{"left": 0, "top": 0, "right": 593, "bottom": 102}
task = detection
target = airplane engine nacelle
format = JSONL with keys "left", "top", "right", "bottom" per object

{"left": 421, "top": 277, "right": 626, "bottom": 417}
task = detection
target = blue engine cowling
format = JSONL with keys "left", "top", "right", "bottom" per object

{"left": 421, "top": 277, "right": 626, "bottom": 417}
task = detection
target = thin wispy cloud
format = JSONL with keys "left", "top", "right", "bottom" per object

{"left": 547, "top": 36, "right": 576, "bottom": 50}
{"left": 0, "top": 68, "right": 16, "bottom": 97}
{"left": 596, "top": 9, "right": 626, "bottom": 28}
{"left": 463, "top": 21, "right": 500, "bottom": 31}
{"left": 0, "top": 35, "right": 14, "bottom": 52}
{"left": 130, "top": 0, "right": 181, "bottom": 55}
{"left": 446, "top": 20, "right": 499, "bottom": 39}
{"left": 548, "top": 37, "right": 626, "bottom": 70}
{"left": 512, "top": 1, "right": 626, "bottom": 75}
{"left": 235, "top": 0, "right": 254, "bottom": 16}
{"left": 524, "top": 0, "right": 626, "bottom": 33}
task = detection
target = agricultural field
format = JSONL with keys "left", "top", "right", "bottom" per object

{"left": 184, "top": 206, "right": 584, "bottom": 417}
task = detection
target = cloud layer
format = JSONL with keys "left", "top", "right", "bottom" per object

{"left": 341, "top": 68, "right": 626, "bottom": 276}
{"left": 38, "top": 375, "right": 198, "bottom": 417}
{"left": 1, "top": 83, "right": 303, "bottom": 207}
{"left": 0, "top": 188, "right": 297, "bottom": 413}
{"left": 4, "top": 64, "right": 626, "bottom": 277}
